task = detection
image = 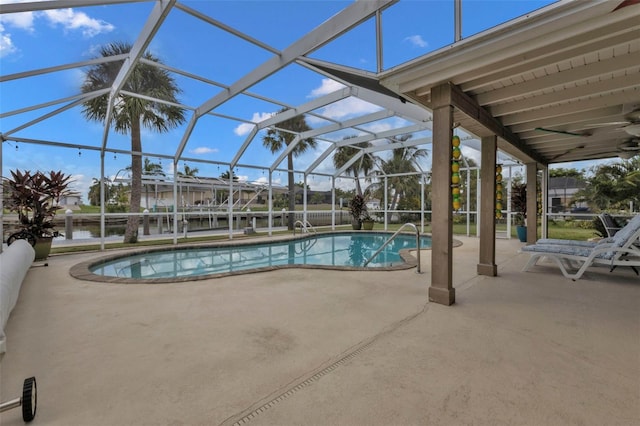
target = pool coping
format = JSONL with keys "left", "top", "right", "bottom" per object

{"left": 69, "top": 231, "right": 463, "bottom": 284}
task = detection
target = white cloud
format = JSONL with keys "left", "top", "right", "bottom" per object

{"left": 254, "top": 175, "right": 283, "bottom": 186}
{"left": 0, "top": 10, "right": 35, "bottom": 31}
{"left": 308, "top": 78, "right": 345, "bottom": 98}
{"left": 0, "top": 5, "right": 113, "bottom": 58}
{"left": 234, "top": 112, "right": 275, "bottom": 136}
{"left": 404, "top": 35, "right": 428, "bottom": 48}
{"left": 42, "top": 9, "right": 114, "bottom": 37}
{"left": 319, "top": 97, "right": 382, "bottom": 121}
{"left": 0, "top": 24, "right": 18, "bottom": 58}
{"left": 189, "top": 147, "right": 218, "bottom": 155}
{"left": 306, "top": 79, "right": 382, "bottom": 123}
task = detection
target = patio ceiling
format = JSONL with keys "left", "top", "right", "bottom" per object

{"left": 378, "top": 0, "right": 640, "bottom": 165}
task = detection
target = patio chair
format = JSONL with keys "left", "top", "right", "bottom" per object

{"left": 599, "top": 213, "right": 623, "bottom": 237}
{"left": 520, "top": 214, "right": 640, "bottom": 280}
{"left": 536, "top": 213, "right": 636, "bottom": 248}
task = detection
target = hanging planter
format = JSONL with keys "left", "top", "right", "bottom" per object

{"left": 451, "top": 135, "right": 462, "bottom": 211}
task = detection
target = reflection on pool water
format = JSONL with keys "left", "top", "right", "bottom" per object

{"left": 89, "top": 232, "right": 432, "bottom": 280}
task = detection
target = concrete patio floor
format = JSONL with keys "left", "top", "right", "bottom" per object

{"left": 1, "top": 235, "right": 638, "bottom": 425}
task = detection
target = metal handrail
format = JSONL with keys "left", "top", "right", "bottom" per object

{"left": 293, "top": 219, "right": 317, "bottom": 235}
{"left": 363, "top": 223, "right": 422, "bottom": 273}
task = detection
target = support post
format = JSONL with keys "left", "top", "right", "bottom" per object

{"left": 541, "top": 167, "right": 548, "bottom": 239}
{"left": 143, "top": 209, "right": 150, "bottom": 235}
{"left": 429, "top": 84, "right": 455, "bottom": 306}
{"left": 526, "top": 163, "right": 538, "bottom": 244}
{"left": 65, "top": 209, "right": 73, "bottom": 240}
{"left": 477, "top": 135, "right": 497, "bottom": 276}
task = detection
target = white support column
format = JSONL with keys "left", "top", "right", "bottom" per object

{"left": 268, "top": 170, "right": 273, "bottom": 237}
{"left": 420, "top": 176, "right": 425, "bottom": 233}
{"left": 384, "top": 176, "right": 388, "bottom": 231}
{"left": 331, "top": 177, "right": 336, "bottom": 230}
{"left": 100, "top": 153, "right": 105, "bottom": 251}
{"left": 228, "top": 166, "right": 234, "bottom": 240}
{"left": 172, "top": 160, "right": 179, "bottom": 245}
{"left": 303, "top": 173, "right": 308, "bottom": 225}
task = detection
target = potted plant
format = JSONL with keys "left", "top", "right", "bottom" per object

{"left": 348, "top": 194, "right": 366, "bottom": 230}
{"left": 4, "top": 169, "right": 72, "bottom": 260}
{"left": 361, "top": 212, "right": 375, "bottom": 230}
{"left": 511, "top": 181, "right": 527, "bottom": 242}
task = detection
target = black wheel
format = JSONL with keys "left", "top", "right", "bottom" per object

{"left": 7, "top": 230, "right": 36, "bottom": 247}
{"left": 21, "top": 377, "right": 36, "bottom": 422}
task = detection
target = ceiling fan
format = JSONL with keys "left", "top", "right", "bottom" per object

{"left": 582, "top": 108, "right": 640, "bottom": 137}
{"left": 617, "top": 138, "right": 640, "bottom": 159}
{"left": 535, "top": 108, "right": 640, "bottom": 138}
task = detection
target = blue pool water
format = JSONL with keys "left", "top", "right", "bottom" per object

{"left": 89, "top": 232, "right": 431, "bottom": 280}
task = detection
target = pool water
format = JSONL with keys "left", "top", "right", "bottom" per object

{"left": 89, "top": 232, "right": 432, "bottom": 280}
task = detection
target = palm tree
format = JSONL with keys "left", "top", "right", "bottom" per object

{"left": 126, "top": 158, "right": 165, "bottom": 210}
{"left": 371, "top": 136, "right": 429, "bottom": 211}
{"left": 176, "top": 164, "right": 199, "bottom": 206}
{"left": 219, "top": 170, "right": 238, "bottom": 181}
{"left": 81, "top": 41, "right": 185, "bottom": 243}
{"left": 332, "top": 135, "right": 376, "bottom": 197}
{"left": 177, "top": 164, "right": 199, "bottom": 178}
{"left": 88, "top": 177, "right": 112, "bottom": 206}
{"left": 262, "top": 111, "right": 317, "bottom": 230}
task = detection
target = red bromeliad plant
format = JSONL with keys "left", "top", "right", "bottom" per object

{"left": 4, "top": 170, "right": 73, "bottom": 238}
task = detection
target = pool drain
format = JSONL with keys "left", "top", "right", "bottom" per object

{"left": 228, "top": 340, "right": 376, "bottom": 426}
{"left": 221, "top": 304, "right": 428, "bottom": 426}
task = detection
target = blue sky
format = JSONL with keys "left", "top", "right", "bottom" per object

{"left": 2, "top": 0, "right": 603, "bottom": 201}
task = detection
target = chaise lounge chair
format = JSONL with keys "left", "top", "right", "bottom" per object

{"left": 520, "top": 215, "right": 640, "bottom": 280}
{"left": 599, "top": 213, "right": 623, "bottom": 237}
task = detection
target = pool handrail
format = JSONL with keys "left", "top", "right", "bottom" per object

{"left": 293, "top": 220, "right": 317, "bottom": 235}
{"left": 363, "top": 223, "right": 422, "bottom": 273}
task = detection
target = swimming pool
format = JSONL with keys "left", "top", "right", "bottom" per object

{"left": 72, "top": 231, "right": 432, "bottom": 283}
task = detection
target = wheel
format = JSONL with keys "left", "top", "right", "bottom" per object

{"left": 21, "top": 377, "right": 36, "bottom": 422}
{"left": 7, "top": 230, "right": 36, "bottom": 247}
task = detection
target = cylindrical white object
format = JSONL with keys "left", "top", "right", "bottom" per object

{"left": 0, "top": 239, "right": 36, "bottom": 354}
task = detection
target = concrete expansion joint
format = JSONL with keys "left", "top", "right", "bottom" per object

{"left": 223, "top": 303, "right": 431, "bottom": 426}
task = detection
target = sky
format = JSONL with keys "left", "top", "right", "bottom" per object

{"left": 1, "top": 0, "right": 607, "bottom": 202}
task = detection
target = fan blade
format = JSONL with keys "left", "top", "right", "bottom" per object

{"left": 581, "top": 121, "right": 630, "bottom": 128}
{"left": 549, "top": 145, "right": 585, "bottom": 161}
{"left": 535, "top": 128, "right": 590, "bottom": 137}
{"left": 613, "top": 0, "right": 640, "bottom": 12}
{"left": 618, "top": 140, "right": 640, "bottom": 151}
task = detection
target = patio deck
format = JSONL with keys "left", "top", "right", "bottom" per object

{"left": 1, "top": 236, "right": 638, "bottom": 425}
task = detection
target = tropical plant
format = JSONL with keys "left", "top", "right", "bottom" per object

{"left": 4, "top": 170, "right": 72, "bottom": 238}
{"left": 262, "top": 110, "right": 317, "bottom": 230}
{"left": 177, "top": 164, "right": 199, "bottom": 178}
{"left": 333, "top": 136, "right": 376, "bottom": 197}
{"left": 549, "top": 167, "right": 585, "bottom": 179}
{"left": 348, "top": 194, "right": 367, "bottom": 222}
{"left": 88, "top": 177, "right": 111, "bottom": 206}
{"left": 220, "top": 170, "right": 239, "bottom": 181}
{"left": 575, "top": 157, "right": 640, "bottom": 211}
{"left": 369, "top": 136, "right": 428, "bottom": 213}
{"left": 81, "top": 41, "right": 185, "bottom": 243}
